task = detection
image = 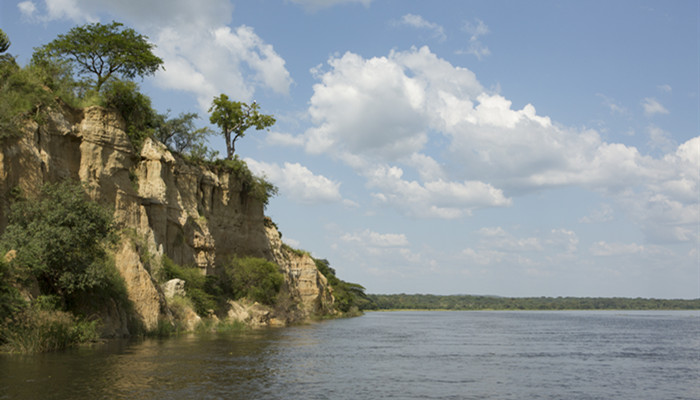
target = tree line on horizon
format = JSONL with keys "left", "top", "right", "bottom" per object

{"left": 363, "top": 294, "right": 700, "bottom": 311}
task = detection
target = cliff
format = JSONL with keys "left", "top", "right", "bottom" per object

{"left": 0, "top": 104, "right": 335, "bottom": 335}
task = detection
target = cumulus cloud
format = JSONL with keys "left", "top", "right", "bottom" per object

{"left": 642, "top": 97, "right": 669, "bottom": 116}
{"left": 245, "top": 159, "right": 352, "bottom": 205}
{"left": 395, "top": 14, "right": 446, "bottom": 42}
{"left": 300, "top": 45, "right": 699, "bottom": 234}
{"left": 21, "top": 0, "right": 292, "bottom": 110}
{"left": 366, "top": 165, "right": 511, "bottom": 218}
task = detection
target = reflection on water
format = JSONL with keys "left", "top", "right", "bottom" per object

{"left": 1, "top": 311, "right": 699, "bottom": 400}
{"left": 0, "top": 330, "right": 284, "bottom": 400}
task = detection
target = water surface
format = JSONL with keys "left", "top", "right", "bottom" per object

{"left": 1, "top": 310, "right": 698, "bottom": 399}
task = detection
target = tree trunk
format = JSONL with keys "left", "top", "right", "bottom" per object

{"left": 225, "top": 130, "right": 233, "bottom": 159}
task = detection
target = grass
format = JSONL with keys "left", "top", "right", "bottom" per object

{"left": 0, "top": 308, "right": 99, "bottom": 354}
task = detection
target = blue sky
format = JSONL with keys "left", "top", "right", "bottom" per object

{"left": 2, "top": 0, "right": 698, "bottom": 298}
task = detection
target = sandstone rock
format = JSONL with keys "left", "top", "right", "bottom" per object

{"left": 114, "top": 239, "right": 171, "bottom": 332}
{"left": 162, "top": 279, "right": 186, "bottom": 299}
{"left": 227, "top": 300, "right": 271, "bottom": 328}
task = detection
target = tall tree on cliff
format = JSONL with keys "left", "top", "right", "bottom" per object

{"left": 208, "top": 94, "right": 276, "bottom": 159}
{"left": 32, "top": 21, "right": 163, "bottom": 93}
{"left": 0, "top": 28, "right": 10, "bottom": 54}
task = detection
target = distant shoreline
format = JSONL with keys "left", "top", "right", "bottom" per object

{"left": 363, "top": 294, "right": 700, "bottom": 311}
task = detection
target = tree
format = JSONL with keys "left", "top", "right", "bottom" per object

{"left": 33, "top": 21, "right": 163, "bottom": 93}
{"left": 155, "top": 111, "right": 212, "bottom": 154}
{"left": 208, "top": 94, "right": 276, "bottom": 159}
{"left": 0, "top": 28, "right": 10, "bottom": 54}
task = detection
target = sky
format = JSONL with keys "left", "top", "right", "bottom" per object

{"left": 1, "top": 0, "right": 698, "bottom": 298}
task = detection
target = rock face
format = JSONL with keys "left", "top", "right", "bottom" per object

{"left": 0, "top": 104, "right": 335, "bottom": 333}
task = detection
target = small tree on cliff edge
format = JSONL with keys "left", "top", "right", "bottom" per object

{"left": 208, "top": 94, "right": 276, "bottom": 159}
{"left": 33, "top": 21, "right": 163, "bottom": 93}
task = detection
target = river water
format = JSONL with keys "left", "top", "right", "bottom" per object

{"left": 1, "top": 310, "right": 698, "bottom": 399}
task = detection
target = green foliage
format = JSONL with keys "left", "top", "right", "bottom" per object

{"left": 364, "top": 294, "right": 700, "bottom": 311}
{"left": 212, "top": 156, "right": 278, "bottom": 209}
{"left": 160, "top": 256, "right": 217, "bottom": 316}
{"left": 0, "top": 307, "right": 99, "bottom": 353}
{"left": 0, "top": 57, "right": 57, "bottom": 140}
{"left": 0, "top": 28, "right": 10, "bottom": 54}
{"left": 0, "top": 181, "right": 115, "bottom": 308}
{"left": 222, "top": 257, "right": 284, "bottom": 306}
{"left": 155, "top": 111, "right": 213, "bottom": 155}
{"left": 209, "top": 94, "right": 276, "bottom": 159}
{"left": 314, "top": 258, "right": 369, "bottom": 313}
{"left": 33, "top": 21, "right": 163, "bottom": 93}
{"left": 100, "top": 79, "right": 159, "bottom": 151}
{"left": 0, "top": 258, "right": 25, "bottom": 323}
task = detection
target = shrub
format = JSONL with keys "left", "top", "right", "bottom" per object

{"left": 100, "top": 79, "right": 159, "bottom": 151}
{"left": 0, "top": 57, "right": 57, "bottom": 141}
{"left": 212, "top": 156, "right": 278, "bottom": 209}
{"left": 160, "top": 256, "right": 217, "bottom": 316}
{"left": 222, "top": 257, "right": 284, "bottom": 306}
{"left": 0, "top": 182, "right": 115, "bottom": 309}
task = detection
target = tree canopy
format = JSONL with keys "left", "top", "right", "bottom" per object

{"left": 33, "top": 21, "right": 163, "bottom": 93}
{"left": 209, "top": 94, "right": 276, "bottom": 159}
{"left": 0, "top": 28, "right": 10, "bottom": 54}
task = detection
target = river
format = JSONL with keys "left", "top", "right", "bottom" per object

{"left": 1, "top": 310, "right": 698, "bottom": 399}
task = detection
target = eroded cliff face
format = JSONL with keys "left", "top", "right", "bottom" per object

{"left": 0, "top": 104, "right": 334, "bottom": 334}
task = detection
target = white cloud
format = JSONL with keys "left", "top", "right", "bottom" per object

{"left": 395, "top": 14, "right": 446, "bottom": 42}
{"left": 657, "top": 84, "right": 672, "bottom": 93}
{"left": 647, "top": 125, "right": 675, "bottom": 153}
{"left": 597, "top": 93, "right": 627, "bottom": 115}
{"left": 366, "top": 165, "right": 511, "bottom": 219}
{"left": 289, "top": 0, "right": 372, "bottom": 11}
{"left": 17, "top": 1, "right": 38, "bottom": 17}
{"left": 341, "top": 229, "right": 409, "bottom": 247}
{"left": 590, "top": 241, "right": 645, "bottom": 256}
{"left": 245, "top": 159, "right": 349, "bottom": 205}
{"left": 303, "top": 46, "right": 699, "bottom": 235}
{"left": 18, "top": 0, "right": 98, "bottom": 22}
{"left": 266, "top": 131, "right": 306, "bottom": 147}
{"left": 642, "top": 97, "right": 669, "bottom": 116}
{"left": 458, "top": 18, "right": 490, "bottom": 60}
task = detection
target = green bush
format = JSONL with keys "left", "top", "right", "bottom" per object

{"left": 314, "top": 258, "right": 369, "bottom": 313}
{"left": 0, "top": 57, "right": 57, "bottom": 140}
{"left": 211, "top": 156, "right": 278, "bottom": 209}
{"left": 100, "top": 79, "right": 159, "bottom": 151}
{"left": 160, "top": 256, "right": 217, "bottom": 316}
{"left": 0, "top": 182, "right": 115, "bottom": 309}
{"left": 222, "top": 257, "right": 284, "bottom": 306}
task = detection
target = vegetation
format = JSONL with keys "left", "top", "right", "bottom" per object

{"left": 161, "top": 255, "right": 284, "bottom": 315}
{"left": 314, "top": 258, "right": 369, "bottom": 314}
{"left": 0, "top": 181, "right": 125, "bottom": 353}
{"left": 209, "top": 94, "right": 276, "bottom": 159}
{"left": 0, "top": 28, "right": 9, "bottom": 54}
{"left": 222, "top": 257, "right": 284, "bottom": 306}
{"left": 155, "top": 111, "right": 213, "bottom": 155}
{"left": 363, "top": 294, "right": 700, "bottom": 311}
{"left": 32, "top": 21, "right": 163, "bottom": 93}
{"left": 211, "top": 156, "right": 279, "bottom": 209}
{"left": 1, "top": 182, "right": 115, "bottom": 307}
